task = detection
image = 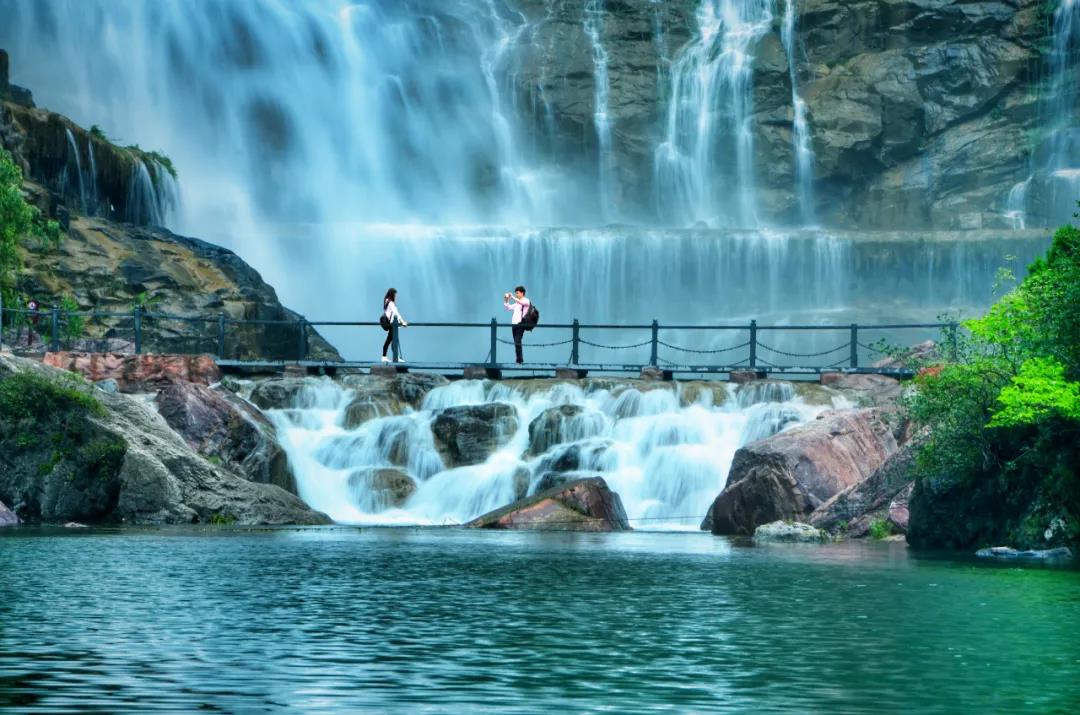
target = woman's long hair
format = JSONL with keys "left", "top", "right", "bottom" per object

{"left": 383, "top": 288, "right": 397, "bottom": 309}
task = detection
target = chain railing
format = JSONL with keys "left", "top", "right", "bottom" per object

{"left": 0, "top": 304, "right": 954, "bottom": 373}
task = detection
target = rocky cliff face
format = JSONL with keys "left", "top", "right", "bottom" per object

{"left": 12, "top": 210, "right": 340, "bottom": 360}
{"left": 507, "top": 0, "right": 1072, "bottom": 229}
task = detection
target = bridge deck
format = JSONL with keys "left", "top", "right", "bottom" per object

{"left": 216, "top": 359, "right": 915, "bottom": 380}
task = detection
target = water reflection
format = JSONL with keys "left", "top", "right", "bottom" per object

{"left": 1, "top": 528, "right": 1078, "bottom": 713}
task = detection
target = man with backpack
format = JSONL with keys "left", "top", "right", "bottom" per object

{"left": 503, "top": 285, "right": 537, "bottom": 364}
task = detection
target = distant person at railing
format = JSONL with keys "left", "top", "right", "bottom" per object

{"left": 381, "top": 288, "right": 407, "bottom": 363}
{"left": 503, "top": 285, "right": 531, "bottom": 364}
{"left": 25, "top": 298, "right": 41, "bottom": 347}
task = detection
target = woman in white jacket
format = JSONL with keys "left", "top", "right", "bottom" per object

{"left": 381, "top": 288, "right": 408, "bottom": 362}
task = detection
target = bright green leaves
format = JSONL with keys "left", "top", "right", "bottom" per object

{"left": 990, "top": 358, "right": 1080, "bottom": 428}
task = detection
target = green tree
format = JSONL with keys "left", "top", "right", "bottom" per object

{"left": 0, "top": 149, "right": 35, "bottom": 308}
{"left": 906, "top": 220, "right": 1080, "bottom": 549}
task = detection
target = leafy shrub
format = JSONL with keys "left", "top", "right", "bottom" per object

{"left": 868, "top": 519, "right": 892, "bottom": 540}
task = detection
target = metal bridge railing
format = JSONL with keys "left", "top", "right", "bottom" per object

{"left": 0, "top": 303, "right": 957, "bottom": 373}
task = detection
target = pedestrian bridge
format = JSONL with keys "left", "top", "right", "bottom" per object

{"left": 0, "top": 305, "right": 954, "bottom": 380}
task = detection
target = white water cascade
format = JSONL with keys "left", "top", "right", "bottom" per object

{"left": 267, "top": 377, "right": 840, "bottom": 527}
{"left": 781, "top": 0, "right": 815, "bottom": 224}
{"left": 1006, "top": 0, "right": 1080, "bottom": 227}
{"left": 584, "top": 0, "right": 615, "bottom": 222}
{"left": 654, "top": 0, "right": 775, "bottom": 226}
{"left": 62, "top": 127, "right": 87, "bottom": 214}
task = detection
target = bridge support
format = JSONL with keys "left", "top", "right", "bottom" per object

{"left": 729, "top": 370, "right": 766, "bottom": 383}
{"left": 371, "top": 364, "right": 408, "bottom": 377}
{"left": 640, "top": 366, "right": 672, "bottom": 381}
{"left": 464, "top": 365, "right": 502, "bottom": 380}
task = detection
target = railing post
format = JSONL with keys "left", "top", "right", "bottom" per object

{"left": 850, "top": 323, "right": 859, "bottom": 369}
{"left": 133, "top": 306, "right": 142, "bottom": 354}
{"left": 489, "top": 318, "right": 497, "bottom": 366}
{"left": 391, "top": 318, "right": 400, "bottom": 362}
{"left": 748, "top": 320, "right": 757, "bottom": 368}
{"left": 572, "top": 319, "right": 581, "bottom": 365}
{"left": 51, "top": 304, "right": 60, "bottom": 352}
{"left": 217, "top": 313, "right": 226, "bottom": 358}
{"left": 297, "top": 318, "right": 307, "bottom": 361}
{"left": 649, "top": 320, "right": 659, "bottom": 367}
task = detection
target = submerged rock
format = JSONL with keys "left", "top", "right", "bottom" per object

{"left": 347, "top": 467, "right": 417, "bottom": 510}
{"left": 431, "top": 403, "right": 518, "bottom": 467}
{"left": 707, "top": 408, "right": 898, "bottom": 535}
{"left": 467, "top": 477, "right": 630, "bottom": 532}
{"left": 527, "top": 404, "right": 608, "bottom": 456}
{"left": 155, "top": 380, "right": 295, "bottom": 494}
{"left": 975, "top": 546, "right": 1075, "bottom": 561}
{"left": 753, "top": 521, "right": 829, "bottom": 544}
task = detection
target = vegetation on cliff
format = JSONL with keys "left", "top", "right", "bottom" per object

{"left": 0, "top": 148, "right": 59, "bottom": 308}
{"left": 907, "top": 216, "right": 1080, "bottom": 549}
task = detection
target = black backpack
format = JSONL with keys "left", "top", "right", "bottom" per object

{"left": 379, "top": 301, "right": 392, "bottom": 331}
{"left": 522, "top": 302, "right": 539, "bottom": 331}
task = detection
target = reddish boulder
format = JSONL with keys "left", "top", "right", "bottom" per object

{"left": 468, "top": 477, "right": 630, "bottom": 532}
{"left": 43, "top": 352, "right": 221, "bottom": 393}
{"left": 155, "top": 380, "right": 295, "bottom": 493}
{"left": 808, "top": 438, "right": 920, "bottom": 536}
{"left": 707, "top": 408, "right": 898, "bottom": 535}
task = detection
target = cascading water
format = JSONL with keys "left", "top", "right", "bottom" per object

{"left": 1005, "top": 0, "right": 1080, "bottom": 227}
{"left": 584, "top": 0, "right": 615, "bottom": 221}
{"left": 781, "top": 0, "right": 815, "bottom": 224}
{"left": 125, "top": 159, "right": 178, "bottom": 227}
{"left": 63, "top": 127, "right": 87, "bottom": 214}
{"left": 267, "top": 377, "right": 840, "bottom": 527}
{"left": 654, "top": 0, "right": 774, "bottom": 226}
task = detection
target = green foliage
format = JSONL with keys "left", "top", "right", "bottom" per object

{"left": 868, "top": 519, "right": 892, "bottom": 540}
{"left": 906, "top": 221, "right": 1080, "bottom": 549}
{"left": 0, "top": 370, "right": 124, "bottom": 479}
{"left": 126, "top": 145, "right": 177, "bottom": 180}
{"left": 89, "top": 125, "right": 108, "bottom": 141}
{"left": 131, "top": 290, "right": 162, "bottom": 312}
{"left": 0, "top": 149, "right": 66, "bottom": 311}
{"left": 59, "top": 295, "right": 86, "bottom": 344}
{"left": 991, "top": 358, "right": 1080, "bottom": 427}
{"left": 209, "top": 513, "right": 236, "bottom": 526}
{"left": 0, "top": 149, "right": 34, "bottom": 307}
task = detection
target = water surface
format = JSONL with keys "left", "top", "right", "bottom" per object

{"left": 2, "top": 528, "right": 1078, "bottom": 713}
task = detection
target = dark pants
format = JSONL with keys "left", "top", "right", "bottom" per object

{"left": 512, "top": 325, "right": 526, "bottom": 363}
{"left": 382, "top": 331, "right": 393, "bottom": 357}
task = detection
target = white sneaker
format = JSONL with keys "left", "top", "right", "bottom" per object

{"left": 381, "top": 355, "right": 390, "bottom": 363}
{"left": 396, "top": 357, "right": 407, "bottom": 363}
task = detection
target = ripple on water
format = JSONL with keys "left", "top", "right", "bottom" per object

{"left": 1, "top": 528, "right": 1079, "bottom": 713}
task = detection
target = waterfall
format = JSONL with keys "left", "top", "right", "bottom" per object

{"left": 268, "top": 377, "right": 837, "bottom": 527}
{"left": 654, "top": 0, "right": 774, "bottom": 227}
{"left": 86, "top": 139, "right": 98, "bottom": 214}
{"left": 126, "top": 159, "right": 178, "bottom": 227}
{"left": 584, "top": 0, "right": 615, "bottom": 222}
{"left": 781, "top": 0, "right": 815, "bottom": 224}
{"left": 63, "top": 127, "right": 87, "bottom": 213}
{"left": 1005, "top": 0, "right": 1080, "bottom": 226}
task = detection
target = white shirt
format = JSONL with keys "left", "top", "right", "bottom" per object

{"left": 384, "top": 300, "right": 405, "bottom": 324}
{"left": 504, "top": 297, "right": 530, "bottom": 325}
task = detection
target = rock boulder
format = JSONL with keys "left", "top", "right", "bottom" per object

{"left": 468, "top": 477, "right": 630, "bottom": 532}
{"left": 707, "top": 408, "right": 898, "bottom": 535}
{"left": 0, "top": 353, "right": 328, "bottom": 526}
{"left": 808, "top": 438, "right": 919, "bottom": 536}
{"left": 0, "top": 499, "right": 18, "bottom": 527}
{"left": 155, "top": 380, "right": 295, "bottom": 493}
{"left": 431, "top": 403, "right": 518, "bottom": 467}
{"left": 753, "top": 520, "right": 829, "bottom": 544}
